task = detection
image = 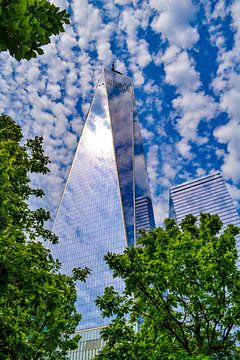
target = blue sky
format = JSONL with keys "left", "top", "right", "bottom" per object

{"left": 0, "top": 0, "right": 239, "bottom": 225}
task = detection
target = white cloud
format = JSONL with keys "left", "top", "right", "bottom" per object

{"left": 119, "top": 6, "right": 152, "bottom": 86}
{"left": 161, "top": 46, "right": 217, "bottom": 158}
{"left": 162, "top": 47, "right": 200, "bottom": 90}
{"left": 144, "top": 80, "right": 159, "bottom": 94}
{"left": 115, "top": 0, "right": 131, "bottom": 5}
{"left": 141, "top": 127, "right": 154, "bottom": 143}
{"left": 47, "top": 82, "right": 61, "bottom": 100}
{"left": 173, "top": 91, "right": 217, "bottom": 139}
{"left": 131, "top": 64, "right": 144, "bottom": 86}
{"left": 219, "top": 84, "right": 240, "bottom": 120}
{"left": 215, "top": 148, "right": 225, "bottom": 159}
{"left": 176, "top": 139, "right": 192, "bottom": 159}
{"left": 196, "top": 167, "right": 206, "bottom": 177}
{"left": 145, "top": 114, "right": 154, "bottom": 125}
{"left": 146, "top": 144, "right": 160, "bottom": 194}
{"left": 161, "top": 163, "right": 177, "bottom": 184}
{"left": 214, "top": 121, "right": 240, "bottom": 182}
{"left": 226, "top": 182, "right": 240, "bottom": 210}
{"left": 153, "top": 196, "right": 169, "bottom": 226}
{"left": 150, "top": 0, "right": 199, "bottom": 48}
{"left": 56, "top": 29, "right": 78, "bottom": 61}
{"left": 72, "top": 0, "right": 113, "bottom": 67}
{"left": 208, "top": 0, "right": 240, "bottom": 186}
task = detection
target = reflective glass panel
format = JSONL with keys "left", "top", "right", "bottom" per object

{"left": 169, "top": 172, "right": 240, "bottom": 265}
{"left": 105, "top": 69, "right": 135, "bottom": 246}
{"left": 133, "top": 110, "right": 155, "bottom": 233}
{"left": 52, "top": 75, "right": 126, "bottom": 330}
{"left": 133, "top": 111, "right": 151, "bottom": 199}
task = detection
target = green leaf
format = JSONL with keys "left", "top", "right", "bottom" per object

{"left": 0, "top": 115, "right": 84, "bottom": 358}
{"left": 96, "top": 213, "right": 240, "bottom": 358}
{"left": 0, "top": 0, "right": 69, "bottom": 60}
{"left": 36, "top": 47, "right": 44, "bottom": 55}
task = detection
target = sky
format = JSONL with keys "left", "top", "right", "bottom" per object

{"left": 0, "top": 0, "right": 239, "bottom": 226}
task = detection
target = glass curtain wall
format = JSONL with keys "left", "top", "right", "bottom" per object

{"left": 169, "top": 172, "right": 240, "bottom": 264}
{"left": 51, "top": 69, "right": 155, "bottom": 358}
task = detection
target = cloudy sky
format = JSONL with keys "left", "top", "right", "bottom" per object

{"left": 0, "top": 0, "right": 239, "bottom": 225}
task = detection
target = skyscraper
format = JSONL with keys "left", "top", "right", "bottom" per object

{"left": 169, "top": 172, "right": 240, "bottom": 260}
{"left": 51, "top": 68, "right": 155, "bottom": 358}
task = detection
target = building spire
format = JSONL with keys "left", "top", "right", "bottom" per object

{"left": 111, "top": 60, "right": 123, "bottom": 75}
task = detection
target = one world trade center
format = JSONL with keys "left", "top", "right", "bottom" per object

{"left": 52, "top": 67, "right": 155, "bottom": 358}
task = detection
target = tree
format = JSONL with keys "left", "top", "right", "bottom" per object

{"left": 0, "top": 115, "right": 90, "bottom": 359}
{"left": 0, "top": 0, "right": 70, "bottom": 60}
{"left": 96, "top": 214, "right": 240, "bottom": 359}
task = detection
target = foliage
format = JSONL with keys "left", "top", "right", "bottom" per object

{"left": 0, "top": 115, "right": 90, "bottom": 359}
{"left": 0, "top": 0, "right": 70, "bottom": 60}
{"left": 96, "top": 214, "right": 240, "bottom": 359}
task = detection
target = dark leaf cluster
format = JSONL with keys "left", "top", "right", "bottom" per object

{"left": 0, "top": 0, "right": 70, "bottom": 60}
{"left": 0, "top": 115, "right": 88, "bottom": 359}
{"left": 96, "top": 213, "right": 240, "bottom": 359}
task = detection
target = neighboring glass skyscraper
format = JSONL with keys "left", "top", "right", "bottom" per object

{"left": 169, "top": 172, "right": 240, "bottom": 261}
{"left": 52, "top": 68, "right": 155, "bottom": 358}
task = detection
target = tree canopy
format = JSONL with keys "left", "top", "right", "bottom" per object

{"left": 0, "top": 0, "right": 70, "bottom": 60}
{"left": 0, "top": 115, "right": 89, "bottom": 359}
{"left": 96, "top": 214, "right": 240, "bottom": 360}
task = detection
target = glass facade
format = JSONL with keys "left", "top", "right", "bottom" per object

{"left": 133, "top": 109, "right": 155, "bottom": 236}
{"left": 51, "top": 69, "right": 155, "bottom": 358}
{"left": 169, "top": 172, "right": 240, "bottom": 263}
{"left": 69, "top": 328, "right": 105, "bottom": 360}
